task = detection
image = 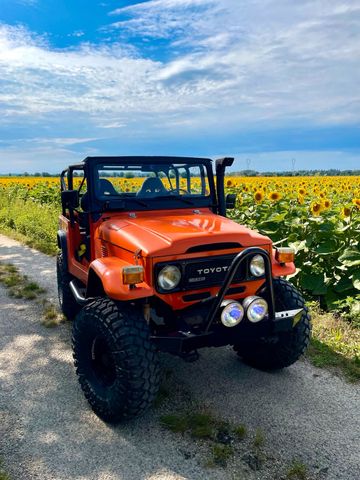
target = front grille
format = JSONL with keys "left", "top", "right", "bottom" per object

{"left": 155, "top": 253, "right": 252, "bottom": 293}
{"left": 183, "top": 254, "right": 246, "bottom": 290}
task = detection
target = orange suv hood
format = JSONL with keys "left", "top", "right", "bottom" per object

{"left": 98, "top": 209, "right": 271, "bottom": 257}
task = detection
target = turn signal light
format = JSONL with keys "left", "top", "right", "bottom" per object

{"left": 123, "top": 265, "right": 144, "bottom": 285}
{"left": 275, "top": 247, "right": 295, "bottom": 264}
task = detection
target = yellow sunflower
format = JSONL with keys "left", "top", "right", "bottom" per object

{"left": 352, "top": 198, "right": 360, "bottom": 209}
{"left": 323, "top": 199, "right": 332, "bottom": 209}
{"left": 254, "top": 191, "right": 264, "bottom": 203}
{"left": 310, "top": 200, "right": 323, "bottom": 216}
{"left": 268, "top": 191, "right": 282, "bottom": 202}
{"left": 342, "top": 206, "right": 351, "bottom": 217}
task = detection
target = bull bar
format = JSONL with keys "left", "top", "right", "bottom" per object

{"left": 151, "top": 247, "right": 303, "bottom": 354}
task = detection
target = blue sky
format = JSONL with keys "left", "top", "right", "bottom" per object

{"left": 0, "top": 0, "right": 359, "bottom": 173}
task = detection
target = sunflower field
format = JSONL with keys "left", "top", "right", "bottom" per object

{"left": 0, "top": 175, "right": 359, "bottom": 318}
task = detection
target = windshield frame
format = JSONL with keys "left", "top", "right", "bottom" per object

{"left": 85, "top": 156, "right": 216, "bottom": 213}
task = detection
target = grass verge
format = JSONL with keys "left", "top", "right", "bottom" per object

{"left": 307, "top": 304, "right": 360, "bottom": 382}
{"left": 0, "top": 193, "right": 58, "bottom": 255}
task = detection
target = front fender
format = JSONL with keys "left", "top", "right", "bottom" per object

{"left": 88, "top": 257, "right": 154, "bottom": 301}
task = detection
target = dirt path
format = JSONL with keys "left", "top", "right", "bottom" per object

{"left": 0, "top": 234, "right": 359, "bottom": 480}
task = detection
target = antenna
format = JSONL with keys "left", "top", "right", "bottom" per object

{"left": 246, "top": 158, "right": 251, "bottom": 170}
{"left": 291, "top": 158, "right": 296, "bottom": 175}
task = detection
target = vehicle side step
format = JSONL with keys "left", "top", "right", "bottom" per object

{"left": 69, "top": 280, "right": 88, "bottom": 305}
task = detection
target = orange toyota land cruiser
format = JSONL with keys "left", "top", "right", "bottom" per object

{"left": 57, "top": 156, "right": 311, "bottom": 422}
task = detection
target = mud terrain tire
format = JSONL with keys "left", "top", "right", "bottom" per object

{"left": 72, "top": 297, "right": 161, "bottom": 423}
{"left": 234, "top": 278, "right": 311, "bottom": 370}
{"left": 57, "top": 252, "right": 81, "bottom": 320}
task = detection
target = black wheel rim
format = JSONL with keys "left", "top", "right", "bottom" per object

{"left": 91, "top": 336, "right": 117, "bottom": 387}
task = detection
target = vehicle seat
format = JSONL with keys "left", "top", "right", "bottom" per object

{"left": 99, "top": 178, "right": 118, "bottom": 195}
{"left": 80, "top": 179, "right": 117, "bottom": 211}
{"left": 137, "top": 177, "right": 167, "bottom": 197}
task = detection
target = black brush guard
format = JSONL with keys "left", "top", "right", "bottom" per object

{"left": 151, "top": 247, "right": 303, "bottom": 354}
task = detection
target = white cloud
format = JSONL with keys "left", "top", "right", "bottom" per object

{"left": 0, "top": 0, "right": 359, "bottom": 164}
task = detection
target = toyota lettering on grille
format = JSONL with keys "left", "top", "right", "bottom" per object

{"left": 196, "top": 266, "right": 229, "bottom": 275}
{"left": 184, "top": 255, "right": 244, "bottom": 289}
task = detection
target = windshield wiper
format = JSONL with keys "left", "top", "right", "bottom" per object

{"left": 131, "top": 198, "right": 149, "bottom": 207}
{"left": 121, "top": 195, "right": 149, "bottom": 207}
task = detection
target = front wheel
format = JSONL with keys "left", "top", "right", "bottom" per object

{"left": 72, "top": 298, "right": 161, "bottom": 423}
{"left": 234, "top": 278, "right": 311, "bottom": 370}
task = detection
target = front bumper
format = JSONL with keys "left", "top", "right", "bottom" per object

{"left": 150, "top": 247, "right": 303, "bottom": 355}
{"left": 151, "top": 308, "right": 303, "bottom": 354}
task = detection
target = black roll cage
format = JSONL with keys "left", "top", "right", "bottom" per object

{"left": 60, "top": 156, "right": 224, "bottom": 215}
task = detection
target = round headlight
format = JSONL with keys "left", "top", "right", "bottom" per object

{"left": 221, "top": 301, "right": 244, "bottom": 327}
{"left": 242, "top": 296, "right": 268, "bottom": 323}
{"left": 158, "top": 265, "right": 181, "bottom": 290}
{"left": 249, "top": 254, "right": 265, "bottom": 277}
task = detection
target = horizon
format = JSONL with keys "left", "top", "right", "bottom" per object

{"left": 0, "top": 1, "right": 359, "bottom": 172}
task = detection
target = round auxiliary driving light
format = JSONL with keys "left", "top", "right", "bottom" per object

{"left": 242, "top": 296, "right": 268, "bottom": 323}
{"left": 157, "top": 265, "right": 181, "bottom": 290}
{"left": 220, "top": 300, "right": 244, "bottom": 327}
{"left": 249, "top": 254, "right": 265, "bottom": 277}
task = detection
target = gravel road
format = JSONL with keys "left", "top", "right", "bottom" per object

{"left": 0, "top": 233, "right": 359, "bottom": 480}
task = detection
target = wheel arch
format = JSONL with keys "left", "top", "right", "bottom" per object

{"left": 86, "top": 268, "right": 106, "bottom": 298}
{"left": 86, "top": 257, "right": 154, "bottom": 301}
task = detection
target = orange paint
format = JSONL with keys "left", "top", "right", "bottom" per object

{"left": 62, "top": 207, "right": 296, "bottom": 304}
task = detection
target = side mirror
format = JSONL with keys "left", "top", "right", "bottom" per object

{"left": 61, "top": 190, "right": 79, "bottom": 210}
{"left": 226, "top": 193, "right": 237, "bottom": 209}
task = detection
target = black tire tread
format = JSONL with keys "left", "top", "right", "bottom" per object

{"left": 234, "top": 278, "right": 311, "bottom": 370}
{"left": 72, "top": 297, "right": 160, "bottom": 422}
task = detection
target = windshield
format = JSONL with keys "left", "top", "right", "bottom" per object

{"left": 94, "top": 163, "right": 211, "bottom": 201}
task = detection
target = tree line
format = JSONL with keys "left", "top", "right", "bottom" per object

{"left": 2, "top": 168, "right": 360, "bottom": 177}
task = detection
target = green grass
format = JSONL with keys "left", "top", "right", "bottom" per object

{"left": 233, "top": 424, "right": 247, "bottom": 440}
{"left": 0, "top": 459, "right": 10, "bottom": 480}
{"left": 160, "top": 409, "right": 264, "bottom": 469}
{"left": 41, "top": 300, "right": 65, "bottom": 328}
{"left": 0, "top": 262, "right": 63, "bottom": 327}
{"left": 160, "top": 411, "right": 217, "bottom": 438}
{"left": 153, "top": 385, "right": 171, "bottom": 408}
{"left": 0, "top": 263, "right": 45, "bottom": 299}
{"left": 0, "top": 193, "right": 58, "bottom": 255}
{"left": 252, "top": 428, "right": 265, "bottom": 448}
{"left": 160, "top": 414, "right": 189, "bottom": 433}
{"left": 210, "top": 444, "right": 234, "bottom": 467}
{"left": 286, "top": 460, "right": 308, "bottom": 479}
{"left": 307, "top": 305, "right": 360, "bottom": 382}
